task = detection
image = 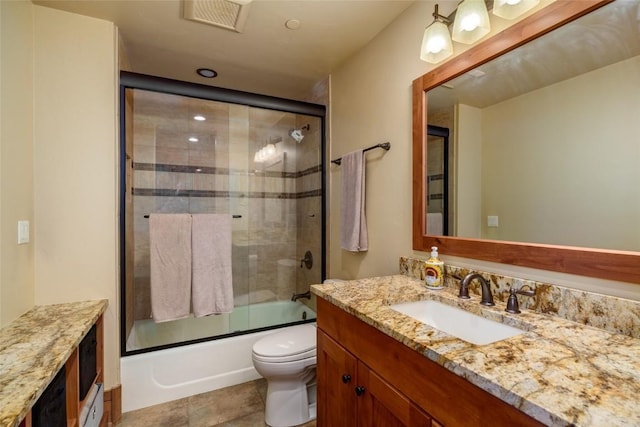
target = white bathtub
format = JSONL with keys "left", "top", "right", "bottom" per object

{"left": 121, "top": 301, "right": 316, "bottom": 412}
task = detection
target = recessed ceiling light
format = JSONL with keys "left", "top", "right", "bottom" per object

{"left": 196, "top": 68, "right": 218, "bottom": 78}
{"left": 188, "top": 137, "right": 199, "bottom": 142}
{"left": 194, "top": 115, "right": 206, "bottom": 121}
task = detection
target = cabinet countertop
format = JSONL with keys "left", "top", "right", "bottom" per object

{"left": 312, "top": 275, "right": 640, "bottom": 427}
{"left": 0, "top": 300, "right": 108, "bottom": 427}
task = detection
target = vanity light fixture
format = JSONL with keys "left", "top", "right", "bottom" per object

{"left": 193, "top": 115, "right": 206, "bottom": 121}
{"left": 492, "top": 0, "right": 540, "bottom": 20}
{"left": 420, "top": 4, "right": 453, "bottom": 64}
{"left": 188, "top": 136, "right": 199, "bottom": 142}
{"left": 451, "top": 0, "right": 491, "bottom": 44}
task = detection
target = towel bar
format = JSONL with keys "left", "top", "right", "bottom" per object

{"left": 144, "top": 214, "right": 241, "bottom": 218}
{"left": 331, "top": 142, "right": 391, "bottom": 165}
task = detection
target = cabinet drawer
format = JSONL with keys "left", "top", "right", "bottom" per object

{"left": 80, "top": 382, "right": 104, "bottom": 427}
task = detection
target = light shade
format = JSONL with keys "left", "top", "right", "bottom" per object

{"left": 420, "top": 21, "right": 453, "bottom": 64}
{"left": 452, "top": 0, "right": 491, "bottom": 44}
{"left": 492, "top": 0, "right": 540, "bottom": 20}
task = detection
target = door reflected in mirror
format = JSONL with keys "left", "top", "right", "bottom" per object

{"left": 426, "top": 125, "right": 450, "bottom": 236}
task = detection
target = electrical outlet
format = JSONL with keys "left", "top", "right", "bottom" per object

{"left": 18, "top": 221, "right": 29, "bottom": 244}
{"left": 487, "top": 216, "right": 499, "bottom": 227}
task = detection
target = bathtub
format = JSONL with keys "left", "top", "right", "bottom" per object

{"left": 121, "top": 300, "right": 316, "bottom": 412}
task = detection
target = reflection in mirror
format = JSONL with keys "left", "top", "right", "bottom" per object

{"left": 425, "top": 0, "right": 640, "bottom": 252}
{"left": 426, "top": 125, "right": 451, "bottom": 236}
{"left": 413, "top": 0, "right": 640, "bottom": 284}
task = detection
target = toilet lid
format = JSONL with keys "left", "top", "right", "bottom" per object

{"left": 253, "top": 324, "right": 316, "bottom": 358}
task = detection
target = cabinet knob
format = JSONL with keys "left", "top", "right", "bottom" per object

{"left": 355, "top": 386, "right": 366, "bottom": 396}
{"left": 342, "top": 374, "right": 351, "bottom": 384}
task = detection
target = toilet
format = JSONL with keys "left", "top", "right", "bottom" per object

{"left": 252, "top": 323, "right": 317, "bottom": 427}
{"left": 252, "top": 279, "right": 343, "bottom": 427}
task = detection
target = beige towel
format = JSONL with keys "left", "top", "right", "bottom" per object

{"left": 340, "top": 150, "right": 368, "bottom": 252}
{"left": 149, "top": 214, "right": 192, "bottom": 322}
{"left": 191, "top": 214, "right": 233, "bottom": 317}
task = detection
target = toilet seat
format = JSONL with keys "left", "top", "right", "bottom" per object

{"left": 252, "top": 324, "right": 316, "bottom": 363}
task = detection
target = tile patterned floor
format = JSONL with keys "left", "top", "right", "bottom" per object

{"left": 117, "top": 379, "right": 317, "bottom": 427}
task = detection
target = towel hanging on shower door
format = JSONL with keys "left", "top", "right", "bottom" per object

{"left": 149, "top": 213, "right": 192, "bottom": 322}
{"left": 191, "top": 214, "right": 234, "bottom": 317}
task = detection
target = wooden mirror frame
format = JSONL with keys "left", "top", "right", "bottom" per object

{"left": 412, "top": 0, "right": 640, "bottom": 284}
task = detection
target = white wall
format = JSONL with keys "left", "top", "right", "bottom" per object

{"left": 0, "top": 0, "right": 35, "bottom": 325}
{"left": 33, "top": 6, "right": 119, "bottom": 388}
{"left": 329, "top": 1, "right": 640, "bottom": 300}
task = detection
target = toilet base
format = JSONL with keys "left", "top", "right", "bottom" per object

{"left": 264, "top": 373, "right": 316, "bottom": 427}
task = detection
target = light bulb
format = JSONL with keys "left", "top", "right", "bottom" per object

{"left": 452, "top": 0, "right": 491, "bottom": 44}
{"left": 427, "top": 35, "right": 446, "bottom": 53}
{"left": 420, "top": 20, "right": 453, "bottom": 63}
{"left": 460, "top": 13, "right": 480, "bottom": 32}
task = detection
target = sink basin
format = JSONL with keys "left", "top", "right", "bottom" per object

{"left": 390, "top": 300, "right": 524, "bottom": 345}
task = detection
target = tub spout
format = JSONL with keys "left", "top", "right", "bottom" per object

{"left": 291, "top": 291, "right": 311, "bottom": 301}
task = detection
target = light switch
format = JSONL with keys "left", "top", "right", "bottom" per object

{"left": 18, "top": 220, "right": 29, "bottom": 244}
{"left": 487, "top": 216, "right": 499, "bottom": 227}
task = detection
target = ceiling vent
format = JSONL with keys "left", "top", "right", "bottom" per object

{"left": 183, "top": 0, "right": 252, "bottom": 33}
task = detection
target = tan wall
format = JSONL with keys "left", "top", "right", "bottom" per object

{"left": 481, "top": 55, "right": 640, "bottom": 251}
{"left": 329, "top": 1, "right": 640, "bottom": 300}
{"left": 0, "top": 0, "right": 35, "bottom": 326}
{"left": 33, "top": 6, "right": 119, "bottom": 388}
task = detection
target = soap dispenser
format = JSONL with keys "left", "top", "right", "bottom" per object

{"left": 424, "top": 246, "right": 444, "bottom": 289}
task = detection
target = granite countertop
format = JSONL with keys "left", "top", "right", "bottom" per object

{"left": 0, "top": 300, "right": 108, "bottom": 427}
{"left": 312, "top": 275, "right": 640, "bottom": 427}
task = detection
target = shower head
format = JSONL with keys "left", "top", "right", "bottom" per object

{"left": 289, "top": 124, "right": 309, "bottom": 143}
{"left": 289, "top": 129, "right": 304, "bottom": 143}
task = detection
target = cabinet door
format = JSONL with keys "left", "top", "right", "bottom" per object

{"left": 357, "top": 364, "right": 433, "bottom": 427}
{"left": 317, "top": 330, "right": 358, "bottom": 426}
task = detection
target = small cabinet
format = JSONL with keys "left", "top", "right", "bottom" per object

{"left": 22, "top": 314, "right": 105, "bottom": 427}
{"left": 318, "top": 331, "right": 434, "bottom": 427}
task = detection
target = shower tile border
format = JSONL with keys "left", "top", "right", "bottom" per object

{"left": 134, "top": 162, "right": 321, "bottom": 179}
{"left": 132, "top": 188, "right": 322, "bottom": 199}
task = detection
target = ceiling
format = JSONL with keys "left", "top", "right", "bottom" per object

{"left": 33, "top": 0, "right": 415, "bottom": 100}
{"left": 428, "top": 0, "right": 640, "bottom": 110}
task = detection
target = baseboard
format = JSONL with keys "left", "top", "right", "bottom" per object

{"left": 104, "top": 385, "right": 122, "bottom": 425}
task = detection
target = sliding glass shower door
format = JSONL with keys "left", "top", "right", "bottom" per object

{"left": 120, "top": 74, "right": 325, "bottom": 355}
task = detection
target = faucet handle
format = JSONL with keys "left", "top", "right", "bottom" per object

{"left": 505, "top": 286, "right": 535, "bottom": 314}
{"left": 505, "top": 288, "right": 521, "bottom": 314}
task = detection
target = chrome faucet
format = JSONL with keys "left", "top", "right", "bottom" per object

{"left": 291, "top": 290, "right": 311, "bottom": 301}
{"left": 459, "top": 273, "right": 495, "bottom": 306}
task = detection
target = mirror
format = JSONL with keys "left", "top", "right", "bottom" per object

{"left": 413, "top": 0, "right": 640, "bottom": 284}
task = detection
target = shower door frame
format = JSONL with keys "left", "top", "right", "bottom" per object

{"left": 119, "top": 71, "right": 327, "bottom": 357}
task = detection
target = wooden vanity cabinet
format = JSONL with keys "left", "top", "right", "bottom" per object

{"left": 318, "top": 330, "right": 433, "bottom": 426}
{"left": 316, "top": 298, "right": 543, "bottom": 427}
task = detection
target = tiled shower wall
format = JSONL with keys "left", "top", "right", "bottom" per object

{"left": 127, "top": 89, "right": 322, "bottom": 322}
